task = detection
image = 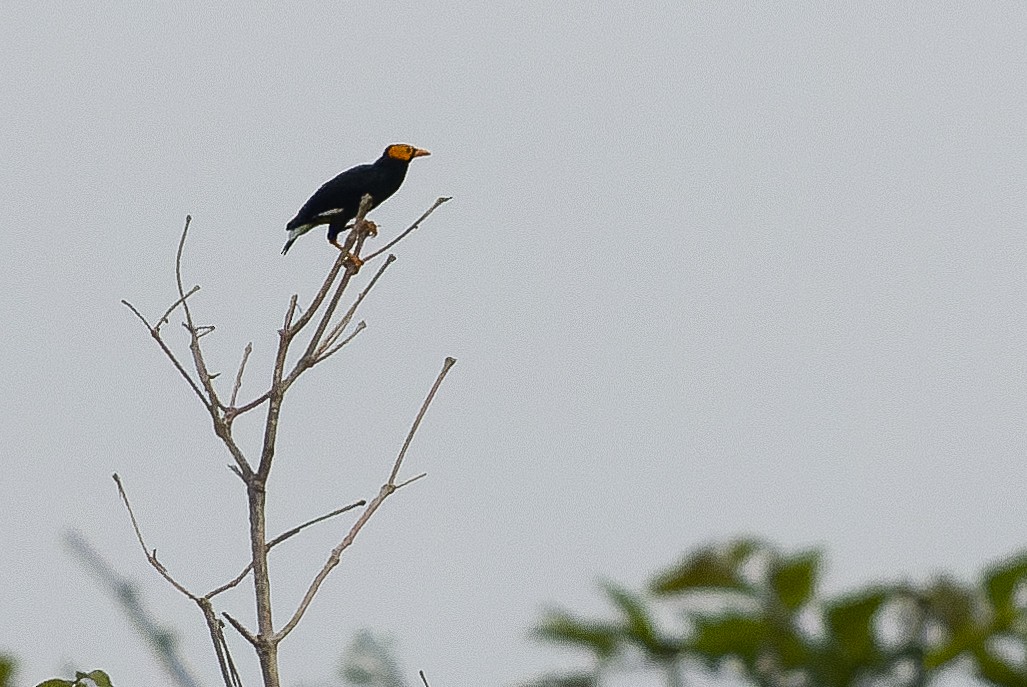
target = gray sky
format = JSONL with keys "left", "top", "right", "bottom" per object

{"left": 1, "top": 2, "right": 1025, "bottom": 686}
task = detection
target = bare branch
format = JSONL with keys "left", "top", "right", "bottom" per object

{"left": 113, "top": 473, "right": 199, "bottom": 602}
{"left": 223, "top": 612, "right": 258, "bottom": 647}
{"left": 122, "top": 200, "right": 452, "bottom": 687}
{"left": 175, "top": 215, "right": 192, "bottom": 304}
{"left": 276, "top": 358, "right": 456, "bottom": 642}
{"left": 156, "top": 284, "right": 201, "bottom": 333}
{"left": 198, "top": 599, "right": 244, "bottom": 687}
{"left": 363, "top": 196, "right": 452, "bottom": 263}
{"left": 287, "top": 195, "right": 376, "bottom": 383}
{"left": 172, "top": 215, "right": 224, "bottom": 413}
{"left": 395, "top": 472, "right": 428, "bottom": 489}
{"left": 228, "top": 390, "right": 271, "bottom": 418}
{"left": 284, "top": 193, "right": 370, "bottom": 346}
{"left": 206, "top": 499, "right": 366, "bottom": 598}
{"left": 112, "top": 472, "right": 241, "bottom": 687}
{"left": 122, "top": 300, "right": 213, "bottom": 411}
{"left": 274, "top": 484, "right": 390, "bottom": 642}
{"left": 229, "top": 343, "right": 253, "bottom": 409}
{"left": 314, "top": 320, "right": 366, "bottom": 364}
{"left": 286, "top": 252, "right": 348, "bottom": 337}
{"left": 282, "top": 294, "right": 299, "bottom": 333}
{"left": 419, "top": 670, "right": 431, "bottom": 687}
{"left": 317, "top": 253, "right": 396, "bottom": 356}
{"left": 389, "top": 357, "right": 457, "bottom": 485}
{"left": 268, "top": 500, "right": 368, "bottom": 549}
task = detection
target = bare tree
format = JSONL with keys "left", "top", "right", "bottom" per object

{"left": 118, "top": 195, "right": 452, "bottom": 687}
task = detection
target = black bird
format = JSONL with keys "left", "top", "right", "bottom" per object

{"left": 282, "top": 144, "right": 431, "bottom": 255}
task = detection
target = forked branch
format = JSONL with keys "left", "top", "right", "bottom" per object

{"left": 276, "top": 356, "right": 457, "bottom": 641}
{"left": 206, "top": 499, "right": 366, "bottom": 598}
{"left": 121, "top": 196, "right": 452, "bottom": 687}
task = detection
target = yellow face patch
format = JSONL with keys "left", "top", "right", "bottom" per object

{"left": 385, "top": 144, "right": 431, "bottom": 161}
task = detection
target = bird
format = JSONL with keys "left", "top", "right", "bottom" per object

{"left": 282, "top": 144, "right": 431, "bottom": 256}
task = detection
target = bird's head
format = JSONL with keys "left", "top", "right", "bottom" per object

{"left": 384, "top": 144, "right": 431, "bottom": 162}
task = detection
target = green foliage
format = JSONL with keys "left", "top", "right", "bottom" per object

{"left": 520, "top": 676, "right": 595, "bottom": 687}
{"left": 0, "top": 655, "right": 14, "bottom": 687}
{"left": 341, "top": 630, "right": 408, "bottom": 687}
{"left": 35, "top": 670, "right": 113, "bottom": 687}
{"left": 532, "top": 539, "right": 1027, "bottom": 686}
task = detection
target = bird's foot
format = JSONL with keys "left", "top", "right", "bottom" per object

{"left": 344, "top": 252, "right": 364, "bottom": 272}
{"left": 361, "top": 220, "right": 378, "bottom": 237}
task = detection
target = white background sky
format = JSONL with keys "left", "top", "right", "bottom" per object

{"left": 1, "top": 3, "right": 1025, "bottom": 686}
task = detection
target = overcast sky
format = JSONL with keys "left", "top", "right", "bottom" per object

{"left": 1, "top": 2, "right": 1025, "bottom": 686}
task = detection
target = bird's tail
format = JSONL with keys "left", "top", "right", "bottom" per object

{"left": 281, "top": 236, "right": 297, "bottom": 255}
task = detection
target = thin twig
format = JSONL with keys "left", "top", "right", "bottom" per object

{"left": 268, "top": 500, "right": 368, "bottom": 549}
{"left": 229, "top": 343, "right": 253, "bottom": 409}
{"left": 315, "top": 321, "right": 366, "bottom": 364}
{"left": 223, "top": 612, "right": 258, "bottom": 647}
{"left": 390, "top": 357, "right": 457, "bottom": 484}
{"left": 174, "top": 215, "right": 222, "bottom": 411}
{"left": 175, "top": 215, "right": 192, "bottom": 303}
{"left": 317, "top": 253, "right": 395, "bottom": 354}
{"left": 114, "top": 472, "right": 240, "bottom": 687}
{"left": 282, "top": 294, "right": 299, "bottom": 334}
{"left": 285, "top": 193, "right": 370, "bottom": 344}
{"left": 221, "top": 627, "right": 244, "bottom": 687}
{"left": 199, "top": 598, "right": 243, "bottom": 687}
{"left": 419, "top": 670, "right": 431, "bottom": 687}
{"left": 274, "top": 483, "right": 395, "bottom": 641}
{"left": 156, "top": 284, "right": 201, "bottom": 332}
{"left": 123, "top": 221, "right": 252, "bottom": 478}
{"left": 290, "top": 195, "right": 375, "bottom": 375}
{"left": 206, "top": 499, "right": 366, "bottom": 598}
{"left": 229, "top": 390, "right": 271, "bottom": 418}
{"left": 395, "top": 472, "right": 428, "bottom": 489}
{"left": 122, "top": 300, "right": 212, "bottom": 411}
{"left": 363, "top": 196, "right": 453, "bottom": 262}
{"left": 113, "top": 473, "right": 199, "bottom": 602}
{"left": 286, "top": 253, "right": 347, "bottom": 337}
{"left": 276, "top": 358, "right": 456, "bottom": 642}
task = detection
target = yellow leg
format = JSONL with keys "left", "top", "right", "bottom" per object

{"left": 344, "top": 252, "right": 364, "bottom": 272}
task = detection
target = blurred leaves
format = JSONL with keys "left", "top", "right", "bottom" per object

{"left": 530, "top": 539, "right": 1027, "bottom": 686}
{"left": 340, "top": 630, "right": 408, "bottom": 687}
{"left": 35, "top": 670, "right": 113, "bottom": 687}
{"left": 520, "top": 675, "right": 595, "bottom": 687}
{"left": 0, "top": 655, "right": 13, "bottom": 687}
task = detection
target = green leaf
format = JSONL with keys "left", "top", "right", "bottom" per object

{"left": 770, "top": 551, "right": 820, "bottom": 611}
{"left": 690, "top": 614, "right": 768, "bottom": 666}
{"left": 770, "top": 624, "right": 814, "bottom": 671}
{"left": 972, "top": 643, "right": 1027, "bottom": 686}
{"left": 650, "top": 540, "right": 760, "bottom": 595}
{"left": 83, "top": 673, "right": 112, "bottom": 687}
{"left": 535, "top": 612, "right": 621, "bottom": 659}
{"left": 924, "top": 578, "right": 978, "bottom": 634}
{"left": 34, "top": 681, "right": 74, "bottom": 687}
{"left": 603, "top": 583, "right": 660, "bottom": 649}
{"left": 0, "top": 655, "right": 14, "bottom": 687}
{"left": 823, "top": 590, "right": 887, "bottom": 662}
{"left": 520, "top": 674, "right": 595, "bottom": 687}
{"left": 984, "top": 555, "right": 1027, "bottom": 616}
